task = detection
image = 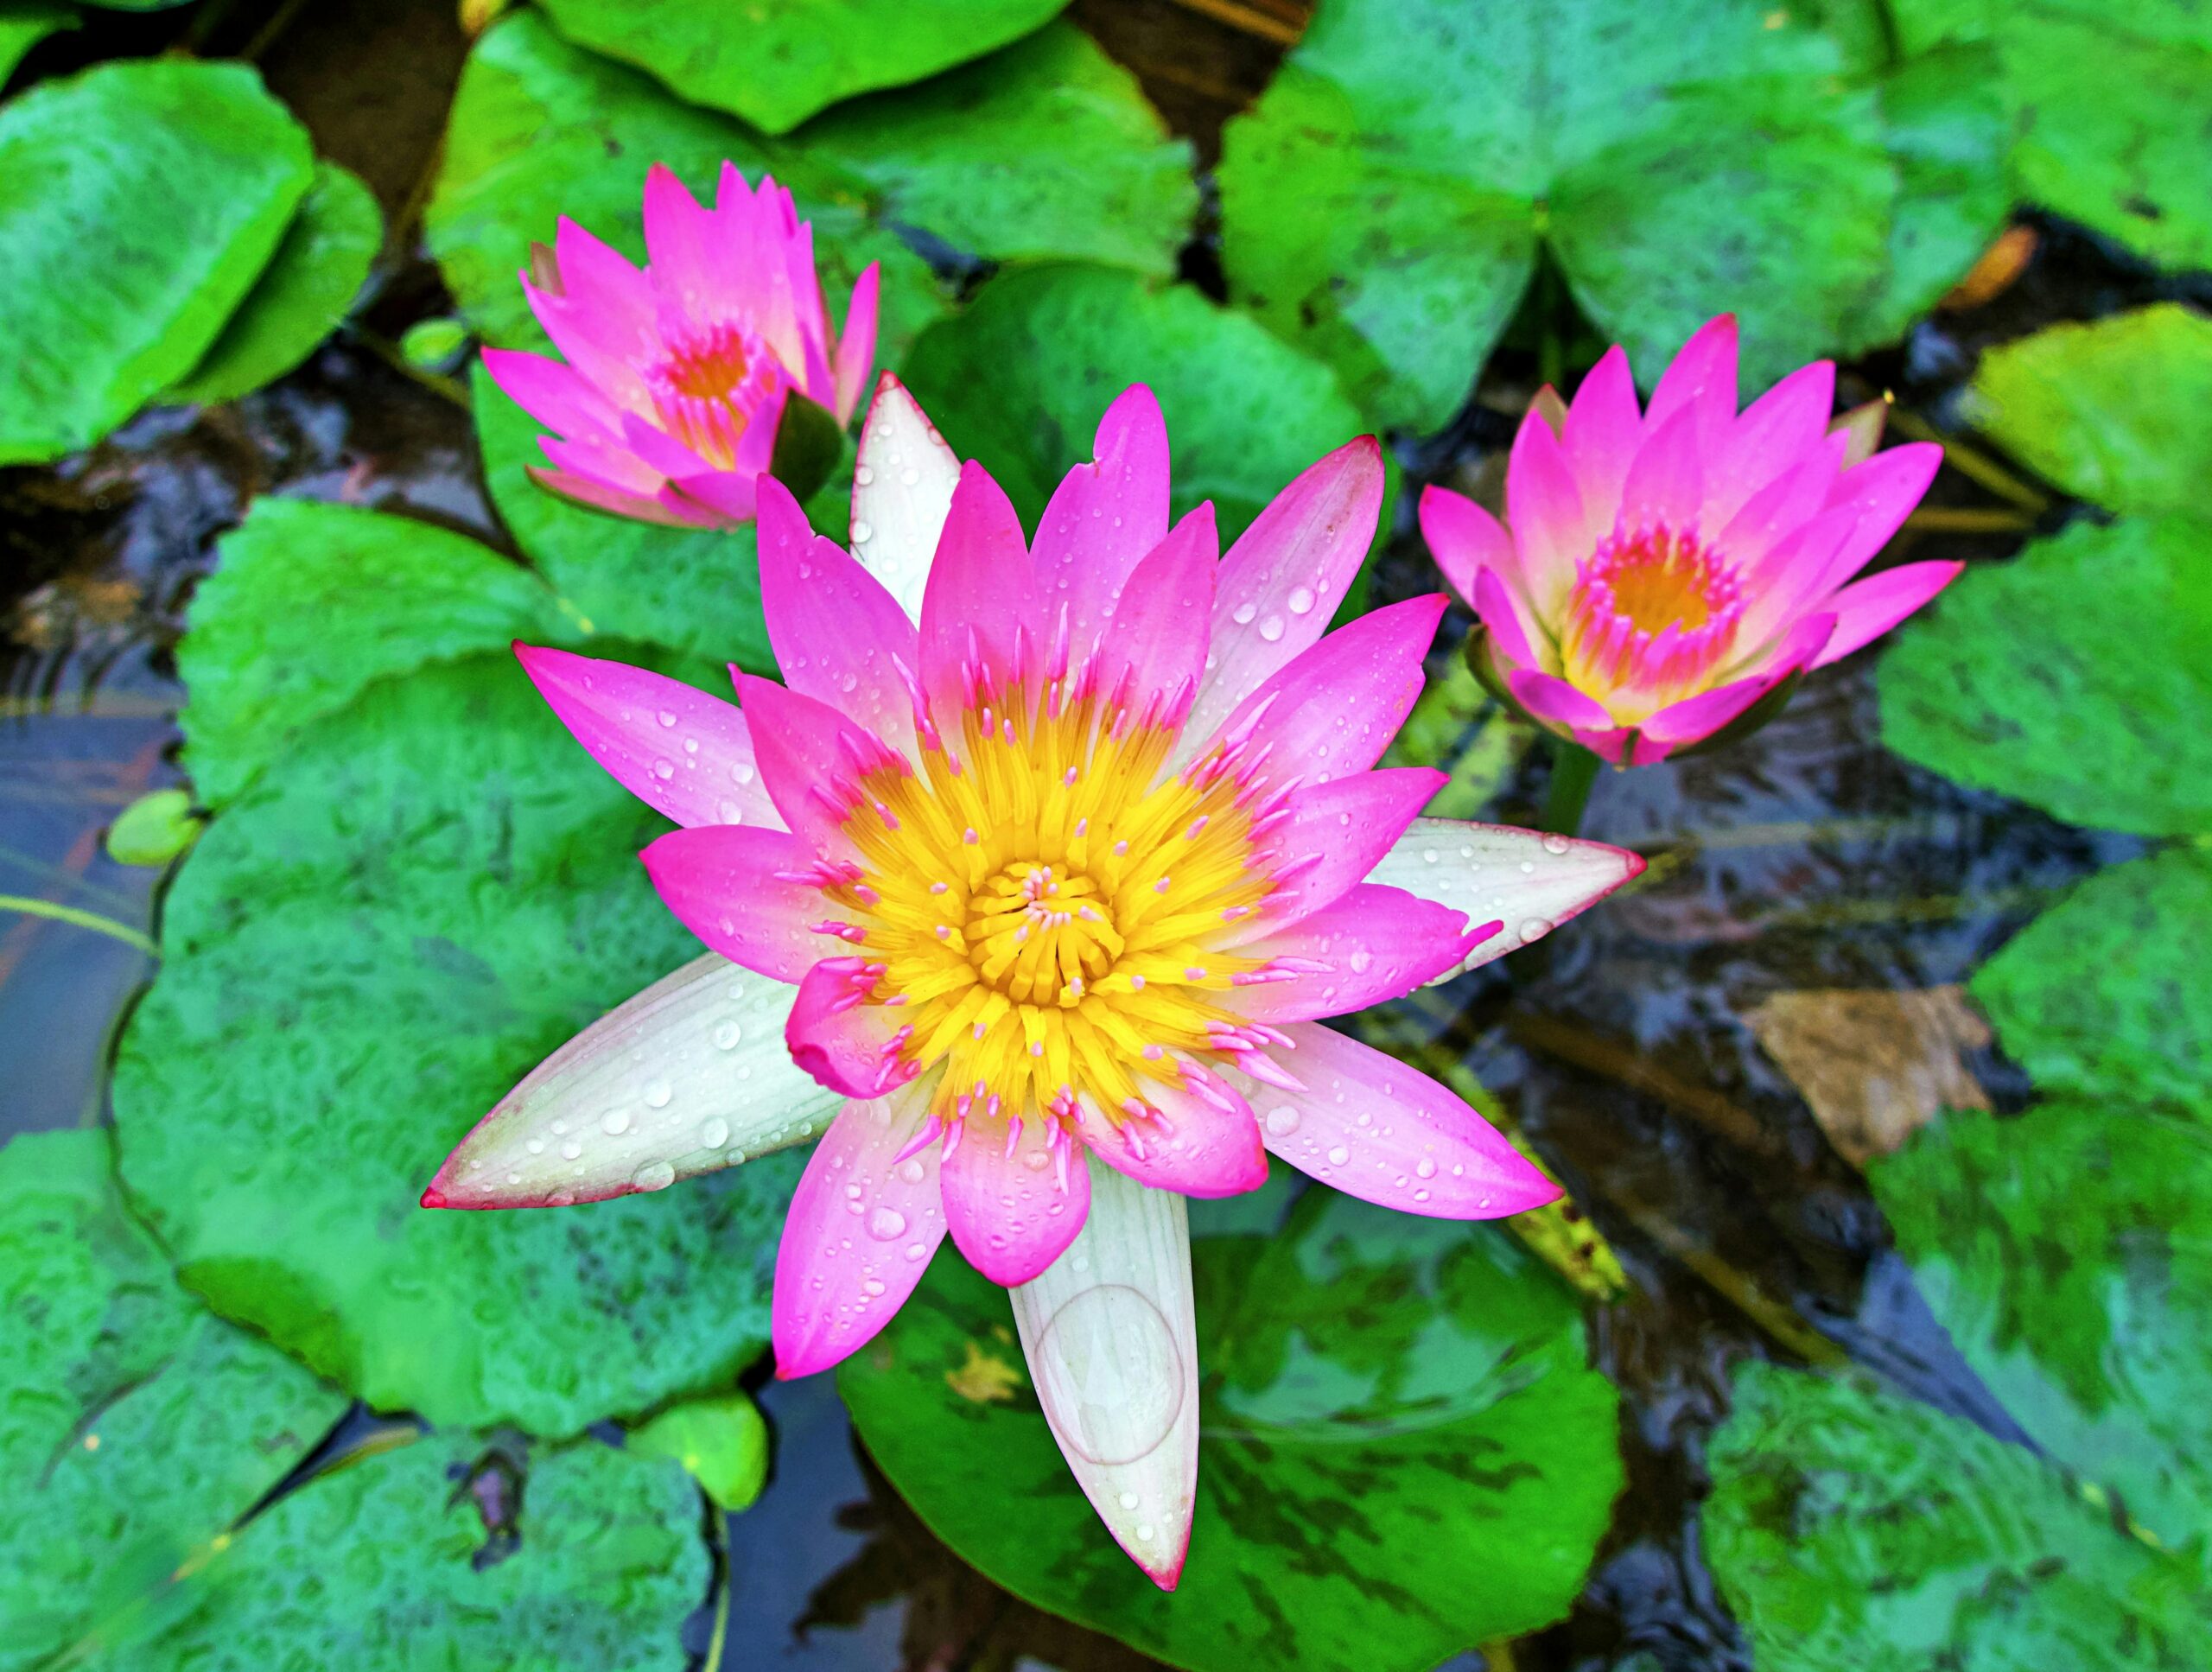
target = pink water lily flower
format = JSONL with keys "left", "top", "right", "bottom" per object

{"left": 1423, "top": 315, "right": 1959, "bottom": 765}
{"left": 482, "top": 161, "right": 878, "bottom": 528}
{"left": 424, "top": 376, "right": 1642, "bottom": 1587}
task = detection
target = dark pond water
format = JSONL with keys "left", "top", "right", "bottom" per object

{"left": 2, "top": 3, "right": 2195, "bottom": 1668}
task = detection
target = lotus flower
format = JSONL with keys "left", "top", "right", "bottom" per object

{"left": 424, "top": 377, "right": 1643, "bottom": 1586}
{"left": 1422, "top": 315, "right": 1957, "bottom": 765}
{"left": 482, "top": 161, "right": 878, "bottom": 528}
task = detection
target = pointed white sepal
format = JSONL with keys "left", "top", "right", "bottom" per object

{"left": 424, "top": 955, "right": 842, "bottom": 1208}
{"left": 850, "top": 373, "right": 959, "bottom": 626}
{"left": 1009, "top": 1167, "right": 1200, "bottom": 1590}
{"left": 1363, "top": 816, "right": 1644, "bottom": 981}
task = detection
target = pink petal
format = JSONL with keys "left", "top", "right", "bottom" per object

{"left": 731, "top": 672, "right": 910, "bottom": 854}
{"left": 515, "top": 644, "right": 779, "bottom": 830}
{"left": 785, "top": 957, "right": 918, "bottom": 1098}
{"left": 1560, "top": 345, "right": 1643, "bottom": 533}
{"left": 1707, "top": 360, "right": 1835, "bottom": 529}
{"left": 1076, "top": 1069, "right": 1267, "bottom": 1197}
{"left": 1472, "top": 565, "right": 1541, "bottom": 669}
{"left": 1643, "top": 314, "right": 1739, "bottom": 454}
{"left": 1506, "top": 667, "right": 1614, "bottom": 731}
{"left": 1226, "top": 883, "right": 1486, "bottom": 1022}
{"left": 1503, "top": 410, "right": 1590, "bottom": 616}
{"left": 1195, "top": 594, "right": 1446, "bottom": 792}
{"left": 1365, "top": 817, "right": 1644, "bottom": 976}
{"left": 526, "top": 466, "right": 703, "bottom": 527}
{"left": 666, "top": 467, "right": 759, "bottom": 525}
{"left": 1812, "top": 560, "right": 1963, "bottom": 667}
{"left": 772, "top": 1087, "right": 948, "bottom": 1377}
{"left": 1636, "top": 668, "right": 1790, "bottom": 752}
{"left": 831, "top": 263, "right": 880, "bottom": 424}
{"left": 545, "top": 215, "right": 656, "bottom": 346}
{"left": 1230, "top": 1023, "right": 1559, "bottom": 1217}
{"left": 1081, "top": 503, "right": 1217, "bottom": 730}
{"left": 757, "top": 475, "right": 923, "bottom": 759}
{"left": 1818, "top": 442, "right": 1942, "bottom": 584}
{"left": 639, "top": 823, "right": 835, "bottom": 982}
{"left": 1616, "top": 403, "right": 1704, "bottom": 537}
{"left": 1032, "top": 385, "right": 1173, "bottom": 666}
{"left": 918, "top": 461, "right": 1042, "bottom": 734}
{"left": 940, "top": 1111, "right": 1092, "bottom": 1286}
{"left": 1225, "top": 766, "right": 1447, "bottom": 943}
{"left": 1417, "top": 483, "right": 1516, "bottom": 607}
{"left": 480, "top": 347, "right": 625, "bottom": 443}
{"left": 1713, "top": 455, "right": 1840, "bottom": 572}
{"left": 1733, "top": 505, "right": 1859, "bottom": 646}
{"left": 1184, "top": 436, "right": 1387, "bottom": 747}
{"left": 537, "top": 429, "right": 665, "bottom": 496}
{"left": 640, "top": 162, "right": 719, "bottom": 317}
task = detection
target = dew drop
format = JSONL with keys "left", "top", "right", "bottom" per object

{"left": 701, "top": 1117, "right": 732, "bottom": 1149}
{"left": 652, "top": 758, "right": 676, "bottom": 780}
{"left": 1541, "top": 831, "right": 1571, "bottom": 855}
{"left": 897, "top": 1158, "right": 926, "bottom": 1186}
{"left": 714, "top": 1019, "right": 744, "bottom": 1050}
{"left": 1258, "top": 613, "right": 1286, "bottom": 642}
{"left": 657, "top": 710, "right": 677, "bottom": 728}
{"left": 868, "top": 1206, "right": 907, "bottom": 1240}
{"left": 1033, "top": 1287, "right": 1183, "bottom": 1465}
{"left": 633, "top": 1160, "right": 677, "bottom": 1192}
{"left": 851, "top": 519, "right": 874, "bottom": 544}
{"left": 905, "top": 1242, "right": 928, "bottom": 1261}
{"left": 1230, "top": 601, "right": 1257, "bottom": 626}
{"left": 1325, "top": 1144, "right": 1351, "bottom": 1167}
{"left": 560, "top": 1139, "right": 582, "bottom": 1160}
{"left": 1518, "top": 916, "right": 1554, "bottom": 943}
{"left": 1415, "top": 1157, "right": 1437, "bottom": 1179}
{"left": 1118, "top": 1491, "right": 1141, "bottom": 1510}
{"left": 601, "top": 1108, "right": 632, "bottom": 1136}
{"left": 644, "top": 1078, "right": 673, "bottom": 1109}
{"left": 855, "top": 463, "right": 875, "bottom": 486}
{"left": 900, "top": 465, "right": 920, "bottom": 486}
{"left": 1264, "top": 1104, "right": 1301, "bottom": 1137}
{"left": 1287, "top": 585, "right": 1316, "bottom": 615}
{"left": 1347, "top": 949, "right": 1372, "bottom": 973}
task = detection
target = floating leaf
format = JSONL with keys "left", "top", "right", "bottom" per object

{"left": 1971, "top": 847, "right": 2212, "bottom": 1116}
{"left": 1745, "top": 986, "right": 1990, "bottom": 1169}
{"left": 1878, "top": 515, "right": 2212, "bottom": 838}
{"left": 1962, "top": 305, "right": 2212, "bottom": 517}
{"left": 899, "top": 262, "right": 1380, "bottom": 546}
{"left": 1707, "top": 1363, "right": 2212, "bottom": 1669}
{"left": 1873, "top": 1102, "right": 2212, "bottom": 1556}
{"left": 167, "top": 162, "right": 384, "bottom": 407}
{"left": 628, "top": 1391, "right": 771, "bottom": 1511}
{"left": 175, "top": 498, "right": 567, "bottom": 807}
{"left": 0, "top": 3, "right": 77, "bottom": 86}
{"left": 536, "top": 0, "right": 1068, "bottom": 135}
{"left": 1217, "top": 0, "right": 2005, "bottom": 430}
{"left": 840, "top": 1189, "right": 1621, "bottom": 1671}
{"left": 106, "top": 788, "right": 204, "bottom": 868}
{"left": 1893, "top": 1, "right": 2212, "bottom": 270}
{"left": 0, "top": 57, "right": 315, "bottom": 463}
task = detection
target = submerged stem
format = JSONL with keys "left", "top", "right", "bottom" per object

{"left": 1539, "top": 741, "right": 1602, "bottom": 837}
{"left": 0, "top": 894, "right": 157, "bottom": 956}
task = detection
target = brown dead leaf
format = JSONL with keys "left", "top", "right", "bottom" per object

{"left": 1747, "top": 986, "right": 1991, "bottom": 1169}
{"left": 1941, "top": 225, "right": 2038, "bottom": 311}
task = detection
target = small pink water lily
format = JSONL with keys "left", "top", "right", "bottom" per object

{"left": 482, "top": 161, "right": 878, "bottom": 529}
{"left": 1422, "top": 315, "right": 1959, "bottom": 765}
{"left": 424, "top": 376, "right": 1643, "bottom": 1587}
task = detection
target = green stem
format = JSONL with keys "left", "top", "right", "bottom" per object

{"left": 1538, "top": 741, "right": 1601, "bottom": 837}
{"left": 0, "top": 895, "right": 158, "bottom": 957}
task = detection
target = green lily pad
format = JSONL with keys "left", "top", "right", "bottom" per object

{"left": 0, "top": 3, "right": 77, "bottom": 86}
{"left": 1971, "top": 847, "right": 2212, "bottom": 1116}
{"left": 176, "top": 497, "right": 568, "bottom": 808}
{"left": 1962, "top": 306, "right": 2212, "bottom": 518}
{"left": 167, "top": 162, "right": 384, "bottom": 407}
{"left": 839, "top": 1188, "right": 1622, "bottom": 1671}
{"left": 1872, "top": 1102, "right": 2212, "bottom": 1557}
{"left": 428, "top": 10, "right": 944, "bottom": 353}
{"left": 899, "top": 262, "right": 1381, "bottom": 547}
{"left": 1878, "top": 515, "right": 2212, "bottom": 838}
{"left": 1707, "top": 1362, "right": 2212, "bottom": 1669}
{"left": 114, "top": 647, "right": 813, "bottom": 1435}
{"left": 628, "top": 1391, "right": 771, "bottom": 1511}
{"left": 1217, "top": 0, "right": 2006, "bottom": 431}
{"left": 0, "top": 57, "right": 315, "bottom": 463}
{"left": 537, "top": 0, "right": 1067, "bottom": 135}
{"left": 1893, "top": 2, "right": 2212, "bottom": 270}
{"left": 474, "top": 366, "right": 778, "bottom": 672}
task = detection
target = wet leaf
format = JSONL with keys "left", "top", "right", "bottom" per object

{"left": 1745, "top": 986, "right": 1990, "bottom": 1169}
{"left": 536, "top": 0, "right": 1067, "bottom": 135}
{"left": 1707, "top": 1363, "right": 2212, "bottom": 1669}
{"left": 176, "top": 498, "right": 568, "bottom": 808}
{"left": 106, "top": 787, "right": 204, "bottom": 868}
{"left": 1971, "top": 847, "right": 2212, "bottom": 1116}
{"left": 1878, "top": 515, "right": 2212, "bottom": 838}
{"left": 899, "top": 262, "right": 1382, "bottom": 548}
{"left": 115, "top": 651, "right": 813, "bottom": 1435}
{"left": 473, "top": 367, "right": 777, "bottom": 671}
{"left": 1216, "top": 0, "right": 2006, "bottom": 430}
{"left": 839, "top": 1189, "right": 1622, "bottom": 1671}
{"left": 167, "top": 162, "right": 384, "bottom": 407}
{"left": 1962, "top": 305, "right": 2212, "bottom": 518}
{"left": 627, "top": 1391, "right": 770, "bottom": 1511}
{"left": 1873, "top": 1102, "right": 2212, "bottom": 1558}
{"left": 0, "top": 58, "right": 315, "bottom": 463}
{"left": 0, "top": 3, "right": 76, "bottom": 86}
{"left": 1894, "top": 2, "right": 2212, "bottom": 270}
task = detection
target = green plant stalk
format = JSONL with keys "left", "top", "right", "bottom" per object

{"left": 1539, "top": 741, "right": 1602, "bottom": 836}
{"left": 0, "top": 894, "right": 157, "bottom": 956}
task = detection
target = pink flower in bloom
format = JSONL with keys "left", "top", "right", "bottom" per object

{"left": 424, "top": 376, "right": 1643, "bottom": 1586}
{"left": 1422, "top": 315, "right": 1959, "bottom": 765}
{"left": 481, "top": 161, "right": 879, "bottom": 529}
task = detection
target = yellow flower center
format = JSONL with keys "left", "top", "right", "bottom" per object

{"left": 645, "top": 319, "right": 778, "bottom": 470}
{"left": 820, "top": 686, "right": 1278, "bottom": 1135}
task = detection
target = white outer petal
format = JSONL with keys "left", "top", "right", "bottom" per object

{"left": 425, "top": 956, "right": 841, "bottom": 1207}
{"left": 1364, "top": 817, "right": 1644, "bottom": 981}
{"left": 850, "top": 373, "right": 959, "bottom": 626}
{"left": 1009, "top": 1167, "right": 1199, "bottom": 1591}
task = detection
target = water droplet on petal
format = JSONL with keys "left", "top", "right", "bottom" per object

{"left": 1264, "top": 1104, "right": 1300, "bottom": 1137}
{"left": 1325, "top": 1144, "right": 1351, "bottom": 1167}
{"left": 1258, "top": 614, "right": 1285, "bottom": 642}
{"left": 1287, "top": 585, "right": 1316, "bottom": 615}
{"left": 1231, "top": 601, "right": 1257, "bottom": 626}
{"left": 657, "top": 710, "right": 677, "bottom": 728}
{"left": 1541, "top": 831, "right": 1571, "bottom": 855}
{"left": 644, "top": 1079, "right": 673, "bottom": 1109}
{"left": 701, "top": 1117, "right": 731, "bottom": 1148}
{"left": 855, "top": 464, "right": 875, "bottom": 485}
{"left": 601, "top": 1108, "right": 632, "bottom": 1136}
{"left": 868, "top": 1206, "right": 907, "bottom": 1240}
{"left": 633, "top": 1160, "right": 677, "bottom": 1192}
{"left": 851, "top": 519, "right": 874, "bottom": 544}
{"left": 714, "top": 1020, "right": 743, "bottom": 1050}
{"left": 1519, "top": 917, "right": 1554, "bottom": 943}
{"left": 1415, "top": 1157, "right": 1437, "bottom": 1179}
{"left": 1033, "top": 1286, "right": 1183, "bottom": 1465}
{"left": 1118, "top": 1490, "right": 1141, "bottom": 1510}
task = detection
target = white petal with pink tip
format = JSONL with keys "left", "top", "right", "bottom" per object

{"left": 850, "top": 375, "right": 960, "bottom": 625}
